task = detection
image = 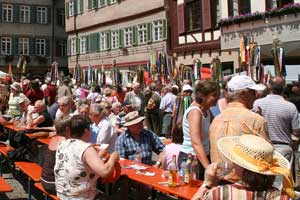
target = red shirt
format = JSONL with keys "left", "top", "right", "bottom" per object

{"left": 44, "top": 84, "right": 57, "bottom": 106}
{"left": 26, "top": 89, "right": 44, "bottom": 104}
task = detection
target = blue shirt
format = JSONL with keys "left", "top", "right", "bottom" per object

{"left": 115, "top": 129, "right": 165, "bottom": 165}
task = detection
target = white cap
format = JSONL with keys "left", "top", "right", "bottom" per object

{"left": 227, "top": 75, "right": 266, "bottom": 92}
{"left": 182, "top": 84, "right": 193, "bottom": 92}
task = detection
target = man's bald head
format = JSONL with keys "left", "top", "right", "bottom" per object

{"left": 269, "top": 76, "right": 284, "bottom": 95}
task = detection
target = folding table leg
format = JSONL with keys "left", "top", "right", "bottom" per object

{"left": 27, "top": 177, "right": 31, "bottom": 200}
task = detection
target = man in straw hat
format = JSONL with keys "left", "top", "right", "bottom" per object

{"left": 115, "top": 111, "right": 165, "bottom": 165}
{"left": 209, "top": 75, "right": 270, "bottom": 181}
{"left": 192, "top": 134, "right": 294, "bottom": 199}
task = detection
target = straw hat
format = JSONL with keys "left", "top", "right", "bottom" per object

{"left": 124, "top": 111, "right": 145, "bottom": 127}
{"left": 10, "top": 82, "right": 21, "bottom": 93}
{"left": 217, "top": 134, "right": 290, "bottom": 176}
{"left": 104, "top": 88, "right": 112, "bottom": 96}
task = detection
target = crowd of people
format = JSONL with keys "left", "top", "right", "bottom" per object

{"left": 0, "top": 73, "right": 300, "bottom": 199}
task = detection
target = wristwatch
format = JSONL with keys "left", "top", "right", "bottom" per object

{"left": 200, "top": 183, "right": 212, "bottom": 190}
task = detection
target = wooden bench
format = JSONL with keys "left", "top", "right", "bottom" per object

{"left": 34, "top": 182, "right": 59, "bottom": 200}
{"left": 15, "top": 161, "right": 42, "bottom": 200}
{"left": 0, "top": 176, "right": 13, "bottom": 193}
{"left": 0, "top": 144, "right": 14, "bottom": 176}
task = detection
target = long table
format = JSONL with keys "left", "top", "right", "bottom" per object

{"left": 119, "top": 159, "right": 200, "bottom": 200}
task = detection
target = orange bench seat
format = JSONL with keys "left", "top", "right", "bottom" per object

{"left": 0, "top": 176, "right": 13, "bottom": 193}
{"left": 34, "top": 182, "right": 59, "bottom": 200}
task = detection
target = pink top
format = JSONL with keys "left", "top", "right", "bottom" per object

{"left": 162, "top": 143, "right": 182, "bottom": 170}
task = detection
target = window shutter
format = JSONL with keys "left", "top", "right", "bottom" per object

{"left": 162, "top": 19, "right": 167, "bottom": 40}
{"left": 66, "top": 2, "right": 69, "bottom": 17}
{"left": 119, "top": 29, "right": 124, "bottom": 48}
{"left": 88, "top": 34, "right": 93, "bottom": 52}
{"left": 107, "top": 0, "right": 111, "bottom": 5}
{"left": 177, "top": 3, "right": 185, "bottom": 34}
{"left": 80, "top": 0, "right": 84, "bottom": 13}
{"left": 202, "top": 0, "right": 211, "bottom": 31}
{"left": 47, "top": 7, "right": 51, "bottom": 24}
{"left": 30, "top": 37, "right": 35, "bottom": 55}
{"left": 46, "top": 39, "right": 50, "bottom": 56}
{"left": 67, "top": 38, "right": 71, "bottom": 56}
{"left": 96, "top": 33, "right": 100, "bottom": 52}
{"left": 94, "top": 0, "right": 99, "bottom": 9}
{"left": 31, "top": 6, "right": 36, "bottom": 23}
{"left": 14, "top": 5, "right": 20, "bottom": 23}
{"left": 86, "top": 36, "right": 89, "bottom": 53}
{"left": 132, "top": 26, "right": 137, "bottom": 46}
{"left": 106, "top": 31, "right": 111, "bottom": 50}
{"left": 74, "top": 0, "right": 78, "bottom": 14}
{"left": 76, "top": 37, "right": 80, "bottom": 54}
{"left": 147, "top": 23, "right": 152, "bottom": 43}
{"left": 88, "top": 0, "right": 92, "bottom": 10}
{"left": 13, "top": 37, "right": 19, "bottom": 55}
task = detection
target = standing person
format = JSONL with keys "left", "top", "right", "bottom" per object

{"left": 44, "top": 78, "right": 57, "bottom": 107}
{"left": 124, "top": 82, "right": 146, "bottom": 115}
{"left": 7, "top": 82, "right": 29, "bottom": 118}
{"left": 179, "top": 80, "right": 219, "bottom": 180}
{"left": 145, "top": 85, "right": 161, "bottom": 134}
{"left": 160, "top": 85, "right": 177, "bottom": 137}
{"left": 56, "top": 77, "right": 72, "bottom": 99}
{"left": 102, "top": 88, "right": 118, "bottom": 104}
{"left": 26, "top": 79, "right": 44, "bottom": 105}
{"left": 115, "top": 84, "right": 126, "bottom": 104}
{"left": 253, "top": 76, "right": 300, "bottom": 162}
{"left": 209, "top": 75, "right": 269, "bottom": 181}
{"left": 89, "top": 103, "right": 117, "bottom": 153}
{"left": 54, "top": 115, "right": 120, "bottom": 200}
{"left": 87, "top": 85, "right": 101, "bottom": 103}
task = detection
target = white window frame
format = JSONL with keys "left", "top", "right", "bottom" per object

{"left": 80, "top": 36, "right": 87, "bottom": 54}
{"left": 36, "top": 39, "right": 46, "bottom": 56}
{"left": 138, "top": 24, "right": 147, "bottom": 44}
{"left": 153, "top": 20, "right": 163, "bottom": 42}
{"left": 19, "top": 38, "right": 29, "bottom": 55}
{"left": 1, "top": 37, "right": 12, "bottom": 55}
{"left": 124, "top": 27, "right": 133, "bottom": 47}
{"left": 99, "top": 32, "right": 107, "bottom": 51}
{"left": 37, "top": 7, "right": 47, "bottom": 24}
{"left": 2, "top": 4, "right": 13, "bottom": 22}
{"left": 20, "top": 5, "right": 30, "bottom": 23}
{"left": 111, "top": 30, "right": 119, "bottom": 49}
{"left": 69, "top": 1, "right": 74, "bottom": 16}
{"left": 98, "top": 0, "right": 106, "bottom": 7}
{"left": 71, "top": 37, "right": 76, "bottom": 55}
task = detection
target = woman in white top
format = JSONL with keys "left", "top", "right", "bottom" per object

{"left": 54, "top": 115, "right": 119, "bottom": 200}
{"left": 179, "top": 80, "right": 219, "bottom": 180}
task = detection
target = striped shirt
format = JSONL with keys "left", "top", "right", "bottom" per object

{"left": 202, "top": 184, "right": 289, "bottom": 200}
{"left": 254, "top": 94, "right": 300, "bottom": 146}
{"left": 210, "top": 102, "right": 270, "bottom": 164}
{"left": 115, "top": 129, "right": 165, "bottom": 165}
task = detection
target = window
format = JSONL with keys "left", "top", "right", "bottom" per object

{"left": 2, "top": 4, "right": 13, "bottom": 22}
{"left": 124, "top": 28, "right": 133, "bottom": 47}
{"left": 110, "top": 0, "right": 117, "bottom": 4}
{"left": 1, "top": 37, "right": 12, "bottom": 55}
{"left": 71, "top": 37, "right": 76, "bottom": 55}
{"left": 69, "top": 1, "right": 74, "bottom": 16}
{"left": 100, "top": 32, "right": 107, "bottom": 51}
{"left": 57, "top": 41, "right": 66, "bottom": 57}
{"left": 238, "top": 0, "right": 251, "bottom": 15}
{"left": 36, "top": 39, "right": 46, "bottom": 56}
{"left": 57, "top": 9, "right": 65, "bottom": 26}
{"left": 138, "top": 24, "right": 147, "bottom": 44}
{"left": 80, "top": 36, "right": 87, "bottom": 54}
{"left": 211, "top": 1, "right": 220, "bottom": 28}
{"left": 98, "top": 0, "right": 106, "bottom": 7}
{"left": 228, "top": 0, "right": 234, "bottom": 17}
{"left": 153, "top": 20, "right": 163, "bottom": 41}
{"left": 19, "top": 38, "right": 29, "bottom": 55}
{"left": 111, "top": 30, "right": 119, "bottom": 49}
{"left": 185, "top": 0, "right": 202, "bottom": 32}
{"left": 37, "top": 7, "right": 47, "bottom": 24}
{"left": 20, "top": 6, "right": 30, "bottom": 23}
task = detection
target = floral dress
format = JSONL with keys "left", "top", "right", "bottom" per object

{"left": 54, "top": 139, "right": 99, "bottom": 200}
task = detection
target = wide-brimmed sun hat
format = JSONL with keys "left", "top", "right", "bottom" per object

{"left": 10, "top": 82, "right": 21, "bottom": 93}
{"left": 124, "top": 111, "right": 145, "bottom": 127}
{"left": 218, "top": 134, "right": 295, "bottom": 198}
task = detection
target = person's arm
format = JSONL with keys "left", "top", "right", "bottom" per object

{"left": 151, "top": 131, "right": 165, "bottom": 166}
{"left": 188, "top": 109, "right": 210, "bottom": 168}
{"left": 83, "top": 146, "right": 119, "bottom": 178}
{"left": 0, "top": 115, "right": 12, "bottom": 126}
{"left": 291, "top": 106, "right": 300, "bottom": 137}
{"left": 28, "top": 113, "right": 45, "bottom": 128}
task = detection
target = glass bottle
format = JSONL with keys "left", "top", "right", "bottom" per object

{"left": 190, "top": 155, "right": 199, "bottom": 187}
{"left": 168, "top": 155, "right": 177, "bottom": 187}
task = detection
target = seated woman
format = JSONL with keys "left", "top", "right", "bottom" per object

{"left": 41, "top": 118, "right": 70, "bottom": 195}
{"left": 54, "top": 115, "right": 120, "bottom": 200}
{"left": 192, "top": 134, "right": 293, "bottom": 200}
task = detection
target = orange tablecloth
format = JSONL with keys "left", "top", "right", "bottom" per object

{"left": 4, "top": 124, "right": 28, "bottom": 132}
{"left": 119, "top": 159, "right": 200, "bottom": 199}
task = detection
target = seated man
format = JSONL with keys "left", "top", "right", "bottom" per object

{"left": 115, "top": 111, "right": 165, "bottom": 165}
{"left": 28, "top": 100, "right": 53, "bottom": 127}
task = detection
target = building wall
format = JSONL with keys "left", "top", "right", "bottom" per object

{"left": 0, "top": 0, "right": 67, "bottom": 75}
